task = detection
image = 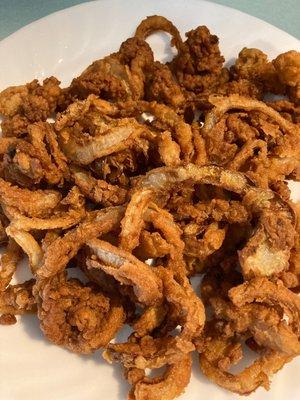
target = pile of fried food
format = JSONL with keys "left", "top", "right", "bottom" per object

{"left": 0, "top": 15, "right": 300, "bottom": 399}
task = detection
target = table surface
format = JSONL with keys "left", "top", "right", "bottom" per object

{"left": 0, "top": 0, "right": 299, "bottom": 41}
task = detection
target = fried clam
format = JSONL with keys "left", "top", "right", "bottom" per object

{"left": 125, "top": 353, "right": 192, "bottom": 400}
{"left": 86, "top": 239, "right": 163, "bottom": 306}
{"left": 67, "top": 34, "right": 155, "bottom": 103}
{"left": 55, "top": 99, "right": 152, "bottom": 166}
{"left": 35, "top": 271, "right": 125, "bottom": 354}
{"left": 273, "top": 50, "right": 300, "bottom": 102}
{"left": 134, "top": 164, "right": 295, "bottom": 279}
{"left": 0, "top": 77, "right": 63, "bottom": 139}
{"left": 0, "top": 125, "right": 68, "bottom": 188}
{"left": 0, "top": 176, "right": 62, "bottom": 218}
{"left": 201, "top": 94, "right": 300, "bottom": 186}
{"left": 71, "top": 166, "right": 127, "bottom": 206}
{"left": 37, "top": 206, "right": 125, "bottom": 278}
{"left": 198, "top": 321, "right": 292, "bottom": 395}
{"left": 0, "top": 238, "right": 22, "bottom": 291}
{"left": 124, "top": 100, "right": 194, "bottom": 162}
{"left": 210, "top": 296, "right": 300, "bottom": 356}
{"left": 3, "top": 186, "right": 85, "bottom": 232}
{"left": 280, "top": 202, "right": 300, "bottom": 291}
{"left": 0, "top": 279, "right": 36, "bottom": 325}
{"left": 118, "top": 186, "right": 187, "bottom": 279}
{"left": 229, "top": 277, "right": 300, "bottom": 336}
{"left": 119, "top": 188, "right": 153, "bottom": 252}
{"left": 0, "top": 238, "right": 31, "bottom": 325}
{"left": 135, "top": 15, "right": 183, "bottom": 50}
{"left": 3, "top": 187, "right": 86, "bottom": 273}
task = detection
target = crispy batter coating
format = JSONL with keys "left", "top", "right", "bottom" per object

{"left": 37, "top": 272, "right": 125, "bottom": 353}
{"left": 0, "top": 15, "right": 300, "bottom": 400}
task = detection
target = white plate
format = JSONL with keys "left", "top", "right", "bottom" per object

{"left": 0, "top": 1, "right": 300, "bottom": 399}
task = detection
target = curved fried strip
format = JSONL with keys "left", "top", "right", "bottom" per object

{"left": 120, "top": 189, "right": 153, "bottom": 252}
{"left": 211, "top": 297, "right": 300, "bottom": 355}
{"left": 135, "top": 164, "right": 248, "bottom": 194}
{"left": 199, "top": 337, "right": 291, "bottom": 395}
{"left": 27, "top": 122, "right": 68, "bottom": 185}
{"left": 228, "top": 139, "right": 267, "bottom": 170}
{"left": 87, "top": 239, "right": 163, "bottom": 306}
{"left": 58, "top": 117, "right": 147, "bottom": 165}
{"left": 135, "top": 164, "right": 295, "bottom": 278}
{"left": 72, "top": 167, "right": 127, "bottom": 206}
{"left": 6, "top": 226, "right": 43, "bottom": 273}
{"left": 37, "top": 206, "right": 124, "bottom": 278}
{"left": 135, "top": 231, "right": 170, "bottom": 260}
{"left": 203, "top": 94, "right": 300, "bottom": 136}
{"left": 37, "top": 272, "right": 125, "bottom": 354}
{"left": 132, "top": 304, "right": 168, "bottom": 337}
{"left": 107, "top": 335, "right": 193, "bottom": 370}
{"left": 145, "top": 102, "right": 194, "bottom": 162}
{"left": 135, "top": 15, "right": 183, "bottom": 51}
{"left": 54, "top": 95, "right": 117, "bottom": 131}
{"left": 129, "top": 353, "right": 192, "bottom": 400}
{"left": 184, "top": 222, "right": 226, "bottom": 259}
{"left": 229, "top": 277, "right": 300, "bottom": 328}
{"left": 158, "top": 268, "right": 205, "bottom": 340}
{"left": 0, "top": 177, "right": 61, "bottom": 218}
{"left": 3, "top": 204, "right": 85, "bottom": 231}
{"left": 144, "top": 205, "right": 186, "bottom": 279}
{"left": 0, "top": 279, "right": 36, "bottom": 315}
{"left": 157, "top": 131, "right": 181, "bottom": 167}
{"left": 0, "top": 239, "right": 22, "bottom": 291}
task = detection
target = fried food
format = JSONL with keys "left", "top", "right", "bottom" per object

{"left": 36, "top": 272, "right": 125, "bottom": 354}
{"left": 0, "top": 14, "right": 300, "bottom": 400}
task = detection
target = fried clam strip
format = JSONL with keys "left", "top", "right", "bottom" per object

{"left": 120, "top": 187, "right": 186, "bottom": 277}
{"left": 135, "top": 231, "right": 170, "bottom": 260}
{"left": 134, "top": 164, "right": 295, "bottom": 279}
{"left": 26, "top": 122, "right": 69, "bottom": 185}
{"left": 36, "top": 272, "right": 125, "bottom": 354}
{"left": 128, "top": 354, "right": 192, "bottom": 400}
{"left": 106, "top": 334, "right": 193, "bottom": 370}
{"left": 203, "top": 94, "right": 299, "bottom": 135}
{"left": 0, "top": 279, "right": 36, "bottom": 316}
{"left": 119, "top": 188, "right": 153, "bottom": 252}
{"left": 6, "top": 226, "right": 43, "bottom": 273}
{"left": 132, "top": 304, "right": 168, "bottom": 337}
{"left": 125, "top": 353, "right": 192, "bottom": 400}
{"left": 198, "top": 328, "right": 292, "bottom": 395}
{"left": 229, "top": 277, "right": 300, "bottom": 341}
{"left": 280, "top": 202, "right": 300, "bottom": 290}
{"left": 3, "top": 187, "right": 86, "bottom": 273}
{"left": 55, "top": 95, "right": 118, "bottom": 131}
{"left": 3, "top": 187, "right": 86, "bottom": 232}
{"left": 142, "top": 101, "right": 194, "bottom": 162}
{"left": 210, "top": 296, "right": 300, "bottom": 355}
{"left": 56, "top": 98, "right": 150, "bottom": 165}
{"left": 71, "top": 166, "right": 127, "bottom": 206}
{"left": 158, "top": 268, "right": 205, "bottom": 341}
{"left": 135, "top": 15, "right": 184, "bottom": 51}
{"left": 144, "top": 205, "right": 186, "bottom": 279}
{"left": 86, "top": 239, "right": 163, "bottom": 306}
{"left": 202, "top": 94, "right": 300, "bottom": 181}
{"left": 0, "top": 177, "right": 61, "bottom": 218}
{"left": 183, "top": 222, "right": 226, "bottom": 260}
{"left": 4, "top": 204, "right": 85, "bottom": 232}
{"left": 116, "top": 100, "right": 194, "bottom": 162}
{"left": 0, "top": 238, "right": 22, "bottom": 291}
{"left": 37, "top": 206, "right": 125, "bottom": 278}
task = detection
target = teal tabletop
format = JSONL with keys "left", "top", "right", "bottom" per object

{"left": 0, "top": 0, "right": 299, "bottom": 41}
